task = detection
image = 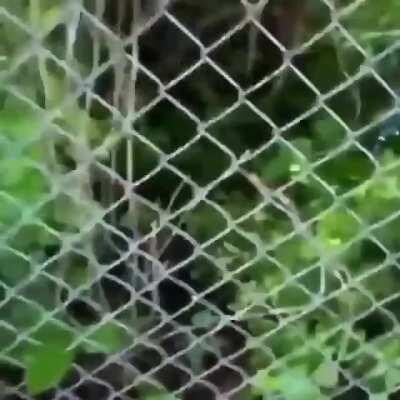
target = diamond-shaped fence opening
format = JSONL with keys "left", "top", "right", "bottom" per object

{"left": 2, "top": 1, "right": 400, "bottom": 399}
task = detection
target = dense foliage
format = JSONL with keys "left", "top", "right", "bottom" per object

{"left": 1, "top": 1, "right": 400, "bottom": 399}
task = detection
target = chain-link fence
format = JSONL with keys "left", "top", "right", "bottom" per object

{"left": 2, "top": 0, "right": 400, "bottom": 399}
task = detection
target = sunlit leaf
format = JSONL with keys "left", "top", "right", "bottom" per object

{"left": 25, "top": 343, "right": 74, "bottom": 395}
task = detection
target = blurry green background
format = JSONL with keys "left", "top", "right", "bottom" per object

{"left": 1, "top": 0, "right": 400, "bottom": 399}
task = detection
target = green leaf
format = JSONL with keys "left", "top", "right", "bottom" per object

{"left": 40, "top": 70, "right": 68, "bottom": 109}
{"left": 54, "top": 193, "right": 102, "bottom": 229}
{"left": 275, "top": 285, "right": 311, "bottom": 309}
{"left": 136, "top": 383, "right": 181, "bottom": 400}
{"left": 292, "top": 138, "right": 313, "bottom": 160}
{"left": 253, "top": 365, "right": 326, "bottom": 400}
{"left": 0, "top": 104, "right": 42, "bottom": 144}
{"left": 313, "top": 118, "right": 346, "bottom": 152}
{"left": 313, "top": 360, "right": 338, "bottom": 388}
{"left": 25, "top": 343, "right": 74, "bottom": 395}
{"left": 31, "top": 321, "right": 75, "bottom": 347}
{"left": 252, "top": 369, "right": 279, "bottom": 393}
{"left": 0, "top": 158, "right": 49, "bottom": 207}
{"left": 41, "top": 5, "right": 65, "bottom": 35}
{"left": 3, "top": 300, "right": 43, "bottom": 333}
{"left": 317, "top": 208, "right": 360, "bottom": 249}
{"left": 281, "top": 373, "right": 324, "bottom": 400}
{"left": 86, "top": 322, "right": 130, "bottom": 354}
{"left": 370, "top": 395, "right": 391, "bottom": 400}
{"left": 146, "top": 395, "right": 180, "bottom": 400}
{"left": 381, "top": 338, "right": 400, "bottom": 364}
{"left": 0, "top": 193, "right": 21, "bottom": 226}
{"left": 261, "top": 145, "right": 293, "bottom": 183}
{"left": 191, "top": 310, "right": 220, "bottom": 329}
{"left": 386, "top": 368, "right": 400, "bottom": 390}
{"left": 65, "top": 263, "right": 91, "bottom": 288}
{"left": 0, "top": 323, "right": 17, "bottom": 352}
{"left": 0, "top": 250, "right": 31, "bottom": 286}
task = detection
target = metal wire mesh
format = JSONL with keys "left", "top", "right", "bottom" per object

{"left": 1, "top": 0, "right": 400, "bottom": 399}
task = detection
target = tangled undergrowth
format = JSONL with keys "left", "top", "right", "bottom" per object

{"left": 2, "top": 1, "right": 400, "bottom": 399}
